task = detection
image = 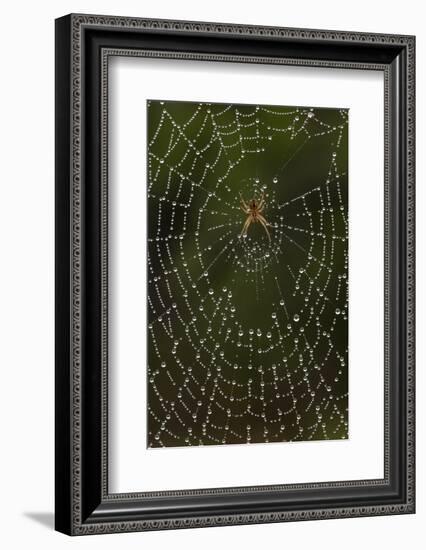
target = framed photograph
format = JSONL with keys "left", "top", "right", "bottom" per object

{"left": 55, "top": 14, "right": 415, "bottom": 535}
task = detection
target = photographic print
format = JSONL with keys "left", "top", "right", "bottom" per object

{"left": 147, "top": 99, "right": 348, "bottom": 448}
{"left": 56, "top": 16, "right": 415, "bottom": 533}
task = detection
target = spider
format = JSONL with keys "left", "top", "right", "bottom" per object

{"left": 240, "top": 192, "right": 271, "bottom": 241}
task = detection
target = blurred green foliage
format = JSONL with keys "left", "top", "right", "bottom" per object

{"left": 147, "top": 100, "right": 348, "bottom": 448}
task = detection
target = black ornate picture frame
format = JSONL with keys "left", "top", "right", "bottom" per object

{"left": 55, "top": 13, "right": 415, "bottom": 535}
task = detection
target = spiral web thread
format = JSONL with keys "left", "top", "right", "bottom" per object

{"left": 147, "top": 99, "right": 348, "bottom": 448}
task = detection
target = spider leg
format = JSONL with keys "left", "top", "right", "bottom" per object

{"left": 257, "top": 213, "right": 271, "bottom": 227}
{"left": 257, "top": 192, "right": 265, "bottom": 210}
{"left": 240, "top": 194, "right": 249, "bottom": 211}
{"left": 240, "top": 216, "right": 252, "bottom": 237}
{"left": 258, "top": 216, "right": 271, "bottom": 241}
{"left": 240, "top": 193, "right": 250, "bottom": 211}
{"left": 240, "top": 205, "right": 250, "bottom": 214}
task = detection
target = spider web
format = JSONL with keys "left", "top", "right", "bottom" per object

{"left": 147, "top": 99, "right": 348, "bottom": 448}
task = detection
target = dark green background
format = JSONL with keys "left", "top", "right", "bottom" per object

{"left": 147, "top": 100, "right": 348, "bottom": 448}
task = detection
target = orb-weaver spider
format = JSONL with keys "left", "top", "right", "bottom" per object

{"left": 240, "top": 192, "right": 271, "bottom": 241}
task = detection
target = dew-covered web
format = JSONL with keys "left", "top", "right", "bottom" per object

{"left": 147, "top": 99, "right": 348, "bottom": 448}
